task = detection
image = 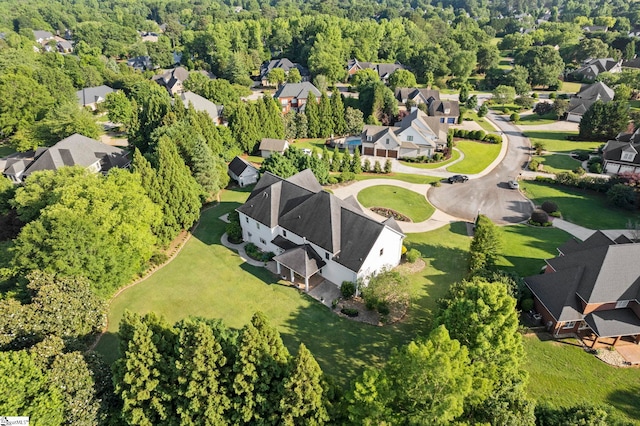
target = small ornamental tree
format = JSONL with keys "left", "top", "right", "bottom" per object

{"left": 469, "top": 215, "right": 502, "bottom": 273}
{"left": 384, "top": 159, "right": 392, "bottom": 174}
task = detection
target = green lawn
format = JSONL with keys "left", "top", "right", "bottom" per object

{"left": 354, "top": 173, "right": 441, "bottom": 185}
{"left": 521, "top": 181, "right": 640, "bottom": 229}
{"left": 245, "top": 155, "right": 264, "bottom": 165}
{"left": 629, "top": 100, "right": 640, "bottom": 110}
{"left": 497, "top": 225, "right": 571, "bottom": 276}
{"left": 461, "top": 111, "right": 497, "bottom": 132}
{"left": 559, "top": 81, "right": 583, "bottom": 94}
{"left": 524, "top": 131, "right": 602, "bottom": 154}
{"left": 523, "top": 335, "right": 640, "bottom": 424}
{"left": 399, "top": 149, "right": 460, "bottom": 169}
{"left": 357, "top": 185, "right": 435, "bottom": 222}
{"left": 488, "top": 103, "right": 522, "bottom": 114}
{"left": 518, "top": 112, "right": 558, "bottom": 125}
{"left": 534, "top": 154, "right": 581, "bottom": 174}
{"left": 96, "top": 188, "right": 463, "bottom": 387}
{"left": 290, "top": 138, "right": 328, "bottom": 153}
{"left": 447, "top": 140, "right": 501, "bottom": 174}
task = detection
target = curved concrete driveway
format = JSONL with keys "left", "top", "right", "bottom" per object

{"left": 330, "top": 179, "right": 464, "bottom": 233}
{"left": 427, "top": 112, "right": 534, "bottom": 224}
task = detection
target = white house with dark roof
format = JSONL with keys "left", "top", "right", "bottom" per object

{"left": 602, "top": 128, "right": 640, "bottom": 175}
{"left": 525, "top": 231, "right": 640, "bottom": 348}
{"left": 1, "top": 134, "right": 129, "bottom": 183}
{"left": 361, "top": 109, "right": 448, "bottom": 159}
{"left": 228, "top": 156, "right": 259, "bottom": 187}
{"left": 566, "top": 82, "right": 614, "bottom": 122}
{"left": 570, "top": 58, "right": 622, "bottom": 82}
{"left": 236, "top": 169, "right": 405, "bottom": 290}
{"left": 76, "top": 85, "right": 115, "bottom": 109}
{"left": 394, "top": 88, "right": 440, "bottom": 105}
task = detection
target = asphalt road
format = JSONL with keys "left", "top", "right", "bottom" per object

{"left": 427, "top": 112, "right": 534, "bottom": 224}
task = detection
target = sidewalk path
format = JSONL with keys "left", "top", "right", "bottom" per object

{"left": 331, "top": 179, "right": 466, "bottom": 233}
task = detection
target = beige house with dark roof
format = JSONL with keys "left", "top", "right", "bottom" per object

{"left": 259, "top": 138, "right": 289, "bottom": 158}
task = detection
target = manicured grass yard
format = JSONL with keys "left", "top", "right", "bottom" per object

{"left": 245, "top": 155, "right": 264, "bottom": 165}
{"left": 357, "top": 185, "right": 435, "bottom": 222}
{"left": 518, "top": 112, "right": 558, "bottom": 125}
{"left": 355, "top": 173, "right": 441, "bottom": 185}
{"left": 290, "top": 138, "right": 330, "bottom": 153}
{"left": 399, "top": 149, "right": 460, "bottom": 169}
{"left": 460, "top": 111, "right": 497, "bottom": 132}
{"left": 447, "top": 140, "right": 501, "bottom": 174}
{"left": 0, "top": 144, "right": 16, "bottom": 157}
{"left": 560, "top": 81, "right": 583, "bottom": 94}
{"left": 523, "top": 335, "right": 640, "bottom": 424}
{"left": 534, "top": 154, "right": 581, "bottom": 174}
{"left": 524, "top": 130, "right": 602, "bottom": 154}
{"left": 521, "top": 180, "right": 640, "bottom": 229}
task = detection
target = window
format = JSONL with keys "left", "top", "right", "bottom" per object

{"left": 260, "top": 238, "right": 266, "bottom": 245}
{"left": 245, "top": 217, "right": 249, "bottom": 223}
{"left": 379, "top": 248, "right": 384, "bottom": 256}
{"left": 616, "top": 300, "right": 629, "bottom": 309}
{"left": 325, "top": 252, "right": 330, "bottom": 260}
{"left": 367, "top": 135, "right": 372, "bottom": 142}
{"left": 385, "top": 138, "right": 389, "bottom": 145}
{"left": 283, "top": 230, "right": 287, "bottom": 237}
{"left": 406, "top": 135, "right": 413, "bottom": 142}
{"left": 622, "top": 151, "right": 636, "bottom": 162}
{"left": 256, "top": 223, "right": 260, "bottom": 229}
{"left": 562, "top": 321, "right": 576, "bottom": 329}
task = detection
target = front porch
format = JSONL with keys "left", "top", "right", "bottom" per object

{"left": 579, "top": 331, "right": 640, "bottom": 365}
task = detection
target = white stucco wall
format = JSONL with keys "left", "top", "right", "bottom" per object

{"left": 238, "top": 213, "right": 279, "bottom": 252}
{"left": 397, "top": 127, "right": 436, "bottom": 149}
{"left": 357, "top": 226, "right": 404, "bottom": 283}
{"left": 238, "top": 169, "right": 259, "bottom": 186}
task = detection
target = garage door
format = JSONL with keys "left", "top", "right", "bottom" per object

{"left": 363, "top": 147, "right": 374, "bottom": 156}
{"left": 388, "top": 150, "right": 398, "bottom": 158}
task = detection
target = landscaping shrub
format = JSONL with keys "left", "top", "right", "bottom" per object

{"left": 528, "top": 159, "right": 540, "bottom": 171}
{"left": 504, "top": 108, "right": 511, "bottom": 115}
{"left": 405, "top": 248, "right": 421, "bottom": 263}
{"left": 530, "top": 209, "right": 549, "bottom": 225}
{"left": 589, "top": 162, "right": 603, "bottom": 174}
{"left": 244, "top": 243, "right": 274, "bottom": 262}
{"left": 340, "top": 307, "right": 359, "bottom": 317}
{"left": 327, "top": 176, "right": 338, "bottom": 184}
{"left": 521, "top": 298, "right": 534, "bottom": 312}
{"left": 341, "top": 281, "right": 356, "bottom": 298}
{"left": 573, "top": 166, "right": 586, "bottom": 176}
{"left": 226, "top": 221, "right": 243, "bottom": 243}
{"left": 532, "top": 92, "right": 539, "bottom": 99}
{"left": 384, "top": 159, "right": 392, "bottom": 174}
{"left": 472, "top": 130, "right": 486, "bottom": 140}
{"left": 549, "top": 92, "right": 556, "bottom": 99}
{"left": 574, "top": 152, "right": 589, "bottom": 161}
{"left": 549, "top": 211, "right": 562, "bottom": 217}
{"left": 483, "top": 133, "right": 502, "bottom": 144}
{"left": 607, "top": 184, "right": 637, "bottom": 210}
{"left": 150, "top": 252, "right": 169, "bottom": 266}
{"left": 515, "top": 96, "right": 535, "bottom": 109}
{"left": 533, "top": 102, "right": 553, "bottom": 115}
{"left": 363, "top": 159, "right": 371, "bottom": 172}
{"left": 541, "top": 201, "right": 558, "bottom": 213}
{"left": 377, "top": 302, "right": 390, "bottom": 316}
{"left": 340, "top": 171, "right": 356, "bottom": 182}
{"left": 433, "top": 181, "right": 441, "bottom": 187}
{"left": 533, "top": 141, "right": 545, "bottom": 155}
{"left": 478, "top": 104, "right": 488, "bottom": 117}
{"left": 373, "top": 161, "right": 382, "bottom": 173}
{"left": 510, "top": 112, "right": 520, "bottom": 122}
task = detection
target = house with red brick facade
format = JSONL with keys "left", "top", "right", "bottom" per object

{"left": 524, "top": 231, "right": 640, "bottom": 347}
{"left": 273, "top": 82, "right": 321, "bottom": 113}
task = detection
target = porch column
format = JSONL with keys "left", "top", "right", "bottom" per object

{"left": 634, "top": 335, "right": 640, "bottom": 344}
{"left": 305, "top": 276, "right": 309, "bottom": 293}
{"left": 591, "top": 336, "right": 599, "bottom": 348}
{"left": 613, "top": 336, "right": 621, "bottom": 347}
{"left": 276, "top": 262, "right": 281, "bottom": 275}
{"left": 290, "top": 268, "right": 294, "bottom": 282}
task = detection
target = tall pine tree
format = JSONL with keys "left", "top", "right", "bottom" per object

{"left": 330, "top": 89, "right": 347, "bottom": 136}
{"left": 191, "top": 137, "right": 229, "bottom": 200}
{"left": 318, "top": 92, "right": 334, "bottom": 138}
{"left": 305, "top": 94, "right": 320, "bottom": 138}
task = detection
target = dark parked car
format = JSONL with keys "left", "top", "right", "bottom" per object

{"left": 448, "top": 175, "right": 469, "bottom": 184}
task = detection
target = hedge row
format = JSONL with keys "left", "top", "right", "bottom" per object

{"left": 534, "top": 172, "right": 613, "bottom": 193}
{"left": 452, "top": 129, "right": 502, "bottom": 144}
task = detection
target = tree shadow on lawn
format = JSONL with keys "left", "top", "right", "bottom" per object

{"left": 607, "top": 386, "right": 640, "bottom": 421}
{"left": 94, "top": 331, "right": 122, "bottom": 365}
{"left": 194, "top": 201, "right": 242, "bottom": 246}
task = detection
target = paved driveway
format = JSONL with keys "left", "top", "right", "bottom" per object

{"left": 427, "top": 112, "right": 534, "bottom": 224}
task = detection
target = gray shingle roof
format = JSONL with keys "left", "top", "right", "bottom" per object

{"left": 22, "top": 134, "right": 129, "bottom": 178}
{"left": 524, "top": 266, "right": 585, "bottom": 321}
{"left": 259, "top": 138, "right": 289, "bottom": 153}
{"left": 273, "top": 82, "right": 321, "bottom": 99}
{"left": 76, "top": 85, "right": 114, "bottom": 106}
{"left": 273, "top": 244, "right": 325, "bottom": 277}
{"left": 575, "top": 81, "right": 614, "bottom": 102}
{"left": 585, "top": 309, "right": 640, "bottom": 338}
{"left": 603, "top": 140, "right": 640, "bottom": 166}
{"left": 237, "top": 170, "right": 404, "bottom": 272}
{"left": 228, "top": 156, "right": 257, "bottom": 177}
{"left": 179, "top": 91, "right": 222, "bottom": 121}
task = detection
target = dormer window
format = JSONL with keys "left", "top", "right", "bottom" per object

{"left": 621, "top": 151, "right": 636, "bottom": 162}
{"left": 407, "top": 135, "right": 413, "bottom": 142}
{"left": 386, "top": 138, "right": 389, "bottom": 145}
{"left": 367, "top": 135, "right": 372, "bottom": 142}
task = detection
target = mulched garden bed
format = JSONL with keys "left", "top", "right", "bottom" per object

{"left": 370, "top": 207, "right": 411, "bottom": 222}
{"left": 334, "top": 296, "right": 409, "bottom": 326}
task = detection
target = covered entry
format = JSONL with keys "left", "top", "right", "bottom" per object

{"left": 273, "top": 244, "right": 326, "bottom": 292}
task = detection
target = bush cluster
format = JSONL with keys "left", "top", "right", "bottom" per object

{"left": 534, "top": 173, "right": 611, "bottom": 193}
{"left": 541, "top": 201, "right": 558, "bottom": 214}
{"left": 244, "top": 243, "right": 275, "bottom": 262}
{"left": 340, "top": 281, "right": 356, "bottom": 298}
{"left": 340, "top": 307, "right": 359, "bottom": 317}
{"left": 529, "top": 209, "right": 551, "bottom": 226}
{"left": 533, "top": 102, "right": 553, "bottom": 116}
{"left": 405, "top": 248, "right": 421, "bottom": 263}
{"left": 452, "top": 129, "right": 502, "bottom": 144}
{"left": 401, "top": 152, "right": 445, "bottom": 163}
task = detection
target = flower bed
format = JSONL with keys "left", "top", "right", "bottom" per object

{"left": 370, "top": 207, "right": 411, "bottom": 222}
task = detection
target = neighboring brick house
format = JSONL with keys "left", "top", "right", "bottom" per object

{"left": 258, "top": 138, "right": 289, "bottom": 158}
{"left": 273, "top": 82, "right": 321, "bottom": 113}
{"left": 76, "top": 85, "right": 115, "bottom": 110}
{"left": 347, "top": 59, "right": 406, "bottom": 83}
{"left": 565, "top": 82, "right": 614, "bottom": 122}
{"left": 602, "top": 128, "right": 640, "bottom": 175}
{"left": 361, "top": 109, "right": 448, "bottom": 159}
{"left": 228, "top": 156, "right": 259, "bottom": 187}
{"left": 570, "top": 58, "right": 622, "bottom": 82}
{"left": 1, "top": 134, "right": 130, "bottom": 183}
{"left": 524, "top": 231, "right": 640, "bottom": 347}
{"left": 237, "top": 169, "right": 405, "bottom": 291}
{"left": 259, "top": 58, "right": 309, "bottom": 86}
